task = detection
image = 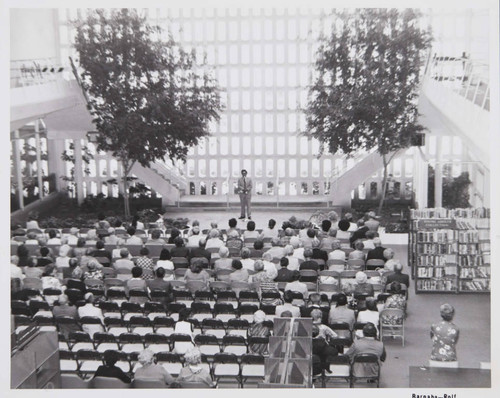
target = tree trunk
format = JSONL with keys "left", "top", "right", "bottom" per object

{"left": 378, "top": 154, "right": 389, "bottom": 215}
{"left": 122, "top": 160, "right": 131, "bottom": 218}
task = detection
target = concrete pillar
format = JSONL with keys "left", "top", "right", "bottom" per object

{"left": 35, "top": 123, "right": 44, "bottom": 200}
{"left": 434, "top": 137, "right": 443, "bottom": 208}
{"left": 13, "top": 131, "right": 24, "bottom": 210}
{"left": 73, "top": 139, "right": 84, "bottom": 205}
{"left": 413, "top": 147, "right": 428, "bottom": 209}
{"left": 47, "top": 138, "right": 66, "bottom": 191}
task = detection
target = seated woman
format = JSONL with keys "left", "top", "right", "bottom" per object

{"left": 184, "top": 260, "right": 210, "bottom": 289}
{"left": 356, "top": 298, "right": 380, "bottom": 338}
{"left": 328, "top": 293, "right": 355, "bottom": 336}
{"left": 349, "top": 240, "right": 366, "bottom": 262}
{"left": 205, "top": 229, "right": 224, "bottom": 250}
{"left": 176, "top": 348, "right": 214, "bottom": 387}
{"left": 154, "top": 248, "right": 174, "bottom": 272}
{"left": 353, "top": 271, "right": 374, "bottom": 310}
{"left": 380, "top": 281, "right": 406, "bottom": 326}
{"left": 94, "top": 350, "right": 131, "bottom": 383}
{"left": 54, "top": 244, "right": 71, "bottom": 268}
{"left": 247, "top": 310, "right": 272, "bottom": 355}
{"left": 127, "top": 266, "right": 148, "bottom": 292}
{"left": 430, "top": 303, "right": 459, "bottom": 364}
{"left": 228, "top": 259, "right": 249, "bottom": 282}
{"left": 83, "top": 260, "right": 104, "bottom": 281}
{"left": 134, "top": 349, "right": 175, "bottom": 385}
{"left": 243, "top": 220, "right": 260, "bottom": 240}
{"left": 135, "top": 247, "right": 154, "bottom": 280}
{"left": 72, "top": 238, "right": 87, "bottom": 260}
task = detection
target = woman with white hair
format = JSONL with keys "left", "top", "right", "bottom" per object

{"left": 176, "top": 348, "right": 214, "bottom": 387}
{"left": 214, "top": 246, "right": 233, "bottom": 271}
{"left": 284, "top": 244, "right": 300, "bottom": 271}
{"left": 134, "top": 349, "right": 175, "bottom": 385}
{"left": 247, "top": 310, "right": 272, "bottom": 355}
{"left": 55, "top": 245, "right": 72, "bottom": 268}
{"left": 205, "top": 229, "right": 224, "bottom": 250}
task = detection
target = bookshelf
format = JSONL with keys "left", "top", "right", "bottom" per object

{"left": 409, "top": 208, "right": 490, "bottom": 294}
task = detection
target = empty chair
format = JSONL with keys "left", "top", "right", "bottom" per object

{"left": 144, "top": 333, "right": 171, "bottom": 353}
{"left": 76, "top": 349, "right": 103, "bottom": 374}
{"left": 153, "top": 316, "right": 176, "bottom": 336}
{"left": 104, "top": 317, "right": 129, "bottom": 337}
{"left": 214, "top": 303, "right": 237, "bottom": 323}
{"left": 226, "top": 318, "right": 250, "bottom": 338}
{"left": 93, "top": 332, "right": 120, "bottom": 353}
{"left": 238, "top": 304, "right": 260, "bottom": 322}
{"left": 215, "top": 289, "right": 238, "bottom": 308}
{"left": 56, "top": 316, "right": 82, "bottom": 339}
{"left": 129, "top": 315, "right": 154, "bottom": 336}
{"left": 365, "top": 259, "right": 385, "bottom": 271}
{"left": 212, "top": 352, "right": 240, "bottom": 385}
{"left": 170, "top": 333, "right": 195, "bottom": 355}
{"left": 238, "top": 290, "right": 259, "bottom": 304}
{"left": 379, "top": 308, "right": 405, "bottom": 346}
{"left": 156, "top": 352, "right": 183, "bottom": 377}
{"left": 350, "top": 353, "right": 381, "bottom": 387}
{"left": 190, "top": 302, "right": 213, "bottom": 322}
{"left": 240, "top": 353, "right": 265, "bottom": 388}
{"left": 80, "top": 316, "right": 105, "bottom": 335}
{"left": 100, "top": 301, "right": 121, "bottom": 318}
{"left": 59, "top": 349, "right": 79, "bottom": 373}
{"left": 321, "top": 354, "right": 351, "bottom": 387}
{"left": 11, "top": 300, "right": 30, "bottom": 316}
{"left": 195, "top": 334, "right": 221, "bottom": 356}
{"left": 121, "top": 301, "right": 143, "bottom": 321}
{"left": 118, "top": 332, "right": 144, "bottom": 354}
{"left": 222, "top": 334, "right": 247, "bottom": 355}
{"left": 201, "top": 318, "right": 227, "bottom": 340}
{"left": 144, "top": 301, "right": 166, "bottom": 320}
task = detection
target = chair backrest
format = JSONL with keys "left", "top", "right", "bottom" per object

{"left": 132, "top": 379, "right": 167, "bottom": 388}
{"left": 61, "top": 374, "right": 90, "bottom": 389}
{"left": 90, "top": 377, "right": 131, "bottom": 388}
{"left": 380, "top": 308, "right": 405, "bottom": 322}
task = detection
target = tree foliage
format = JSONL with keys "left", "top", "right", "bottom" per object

{"left": 428, "top": 165, "right": 472, "bottom": 209}
{"left": 72, "top": 9, "right": 221, "bottom": 214}
{"left": 306, "top": 9, "right": 431, "bottom": 210}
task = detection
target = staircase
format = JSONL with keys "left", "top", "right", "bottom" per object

{"left": 131, "top": 160, "right": 187, "bottom": 207}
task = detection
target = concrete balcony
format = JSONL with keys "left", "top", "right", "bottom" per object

{"left": 11, "top": 78, "right": 83, "bottom": 132}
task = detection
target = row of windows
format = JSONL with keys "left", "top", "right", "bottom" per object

{"left": 184, "top": 157, "right": 418, "bottom": 179}
{"left": 188, "top": 136, "right": 321, "bottom": 156}
{"left": 217, "top": 68, "right": 311, "bottom": 89}
{"left": 61, "top": 8, "right": 329, "bottom": 22}
{"left": 189, "top": 180, "right": 331, "bottom": 196}
{"left": 208, "top": 113, "right": 307, "bottom": 134}
{"left": 219, "top": 90, "right": 309, "bottom": 112}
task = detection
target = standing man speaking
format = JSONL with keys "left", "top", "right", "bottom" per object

{"left": 238, "top": 169, "right": 252, "bottom": 220}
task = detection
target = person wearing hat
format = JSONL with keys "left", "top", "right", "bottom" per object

{"left": 345, "top": 322, "right": 386, "bottom": 378}
{"left": 237, "top": 169, "right": 252, "bottom": 220}
{"left": 365, "top": 211, "right": 381, "bottom": 232}
{"left": 430, "top": 304, "right": 459, "bottom": 364}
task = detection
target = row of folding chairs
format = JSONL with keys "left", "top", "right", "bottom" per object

{"left": 61, "top": 349, "right": 265, "bottom": 388}
{"left": 313, "top": 353, "right": 382, "bottom": 388}
{"left": 61, "top": 374, "right": 215, "bottom": 388}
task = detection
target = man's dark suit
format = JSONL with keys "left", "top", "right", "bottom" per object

{"left": 385, "top": 272, "right": 410, "bottom": 288}
{"left": 366, "top": 246, "right": 387, "bottom": 261}
{"left": 350, "top": 226, "right": 369, "bottom": 246}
